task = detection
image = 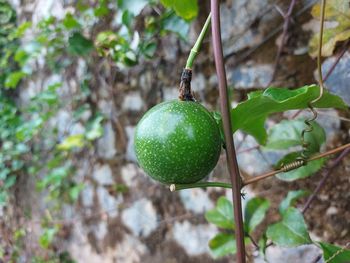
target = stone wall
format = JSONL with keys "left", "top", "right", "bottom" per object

{"left": 6, "top": 0, "right": 350, "bottom": 262}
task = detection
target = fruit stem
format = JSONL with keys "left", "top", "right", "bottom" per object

{"left": 178, "top": 68, "right": 195, "bottom": 101}
{"left": 169, "top": 181, "right": 232, "bottom": 191}
{"left": 211, "top": 1, "right": 246, "bottom": 262}
{"left": 185, "top": 13, "right": 211, "bottom": 69}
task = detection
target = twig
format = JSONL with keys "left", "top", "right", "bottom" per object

{"left": 211, "top": 1, "right": 246, "bottom": 262}
{"left": 302, "top": 147, "right": 350, "bottom": 214}
{"left": 247, "top": 233, "right": 260, "bottom": 250}
{"left": 242, "top": 143, "right": 350, "bottom": 186}
{"left": 225, "top": 0, "right": 318, "bottom": 64}
{"left": 269, "top": 0, "right": 297, "bottom": 86}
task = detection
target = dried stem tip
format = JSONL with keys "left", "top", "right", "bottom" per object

{"left": 179, "top": 68, "right": 195, "bottom": 101}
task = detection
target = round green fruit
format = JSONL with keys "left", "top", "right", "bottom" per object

{"left": 134, "top": 100, "right": 222, "bottom": 184}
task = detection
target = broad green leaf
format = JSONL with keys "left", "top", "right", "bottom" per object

{"left": 244, "top": 197, "right": 270, "bottom": 233}
{"left": 209, "top": 233, "right": 236, "bottom": 258}
{"left": 265, "top": 120, "right": 326, "bottom": 153}
{"left": 276, "top": 152, "right": 326, "bottom": 181}
{"left": 68, "top": 32, "right": 94, "bottom": 56}
{"left": 309, "top": 0, "right": 350, "bottom": 57}
{"left": 118, "top": 0, "right": 148, "bottom": 16}
{"left": 5, "top": 71, "right": 26, "bottom": 88}
{"left": 319, "top": 242, "right": 350, "bottom": 263}
{"left": 279, "top": 190, "right": 310, "bottom": 214}
{"left": 205, "top": 196, "right": 234, "bottom": 230}
{"left": 209, "top": 234, "right": 251, "bottom": 258}
{"left": 266, "top": 207, "right": 312, "bottom": 247}
{"left": 231, "top": 85, "right": 346, "bottom": 145}
{"left": 160, "top": 0, "right": 198, "bottom": 20}
{"left": 162, "top": 11, "right": 190, "bottom": 40}
{"left": 57, "top": 134, "right": 85, "bottom": 150}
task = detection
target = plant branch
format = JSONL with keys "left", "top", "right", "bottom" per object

{"left": 242, "top": 143, "right": 350, "bottom": 186}
{"left": 269, "top": 0, "right": 297, "bottom": 85}
{"left": 302, "top": 147, "right": 350, "bottom": 214}
{"left": 211, "top": 1, "right": 246, "bottom": 262}
{"left": 169, "top": 181, "right": 232, "bottom": 191}
{"left": 185, "top": 13, "right": 211, "bottom": 69}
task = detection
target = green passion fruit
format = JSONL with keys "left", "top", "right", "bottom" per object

{"left": 134, "top": 100, "right": 222, "bottom": 184}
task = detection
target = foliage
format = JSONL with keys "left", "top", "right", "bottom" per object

{"left": 309, "top": 0, "right": 350, "bottom": 57}
{"left": 319, "top": 242, "right": 350, "bottom": 263}
{"left": 230, "top": 85, "right": 346, "bottom": 145}
{"left": 266, "top": 207, "right": 312, "bottom": 247}
{"left": 160, "top": 0, "right": 198, "bottom": 20}
{"left": 206, "top": 197, "right": 268, "bottom": 257}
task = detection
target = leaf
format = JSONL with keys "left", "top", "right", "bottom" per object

{"left": 118, "top": 0, "right": 148, "bottom": 16}
{"left": 57, "top": 134, "right": 85, "bottom": 150}
{"left": 63, "top": 13, "right": 81, "bottom": 29}
{"left": 265, "top": 120, "right": 326, "bottom": 153}
{"left": 276, "top": 152, "right": 326, "bottom": 181}
{"left": 85, "top": 116, "right": 104, "bottom": 140}
{"left": 209, "top": 233, "right": 251, "bottom": 258}
{"left": 231, "top": 85, "right": 346, "bottom": 145}
{"left": 209, "top": 233, "right": 236, "bottom": 258}
{"left": 205, "top": 196, "right": 234, "bottom": 230}
{"left": 309, "top": 0, "right": 350, "bottom": 57}
{"left": 5, "top": 71, "right": 26, "bottom": 88}
{"left": 319, "top": 242, "right": 350, "bottom": 263}
{"left": 39, "top": 227, "right": 58, "bottom": 249}
{"left": 4, "top": 175, "right": 16, "bottom": 189}
{"left": 266, "top": 207, "right": 312, "bottom": 247}
{"left": 162, "top": 11, "right": 190, "bottom": 40}
{"left": 279, "top": 190, "right": 310, "bottom": 214}
{"left": 244, "top": 197, "right": 270, "bottom": 233}
{"left": 160, "top": 0, "right": 198, "bottom": 20}
{"left": 68, "top": 32, "right": 94, "bottom": 56}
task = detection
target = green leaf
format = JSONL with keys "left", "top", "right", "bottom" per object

{"left": 39, "top": 227, "right": 58, "bottom": 249}
{"left": 85, "top": 115, "right": 104, "bottom": 140}
{"left": 319, "top": 242, "right": 350, "bottom": 263}
{"left": 69, "top": 184, "right": 84, "bottom": 201}
{"left": 209, "top": 234, "right": 251, "bottom": 259}
{"left": 63, "top": 13, "right": 81, "bottom": 29}
{"left": 279, "top": 190, "right": 310, "bottom": 214}
{"left": 57, "top": 134, "right": 85, "bottom": 150}
{"left": 162, "top": 11, "right": 190, "bottom": 40}
{"left": 160, "top": 0, "right": 198, "bottom": 20}
{"left": 276, "top": 152, "right": 326, "bottom": 181}
{"left": 4, "top": 175, "right": 16, "bottom": 189}
{"left": 118, "top": 0, "right": 148, "bottom": 16}
{"left": 205, "top": 196, "right": 234, "bottom": 230}
{"left": 265, "top": 120, "right": 326, "bottom": 153}
{"left": 209, "top": 233, "right": 236, "bottom": 258}
{"left": 68, "top": 32, "right": 94, "bottom": 56}
{"left": 266, "top": 207, "right": 312, "bottom": 247}
{"left": 244, "top": 197, "right": 270, "bottom": 233}
{"left": 5, "top": 71, "right": 26, "bottom": 88}
{"left": 231, "top": 85, "right": 346, "bottom": 145}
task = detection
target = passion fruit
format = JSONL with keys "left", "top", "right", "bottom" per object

{"left": 134, "top": 100, "right": 221, "bottom": 184}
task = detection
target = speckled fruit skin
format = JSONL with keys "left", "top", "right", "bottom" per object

{"left": 134, "top": 100, "right": 222, "bottom": 184}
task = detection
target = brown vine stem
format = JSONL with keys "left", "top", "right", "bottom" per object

{"left": 211, "top": 0, "right": 246, "bottom": 262}
{"left": 302, "top": 147, "right": 350, "bottom": 214}
{"left": 242, "top": 143, "right": 350, "bottom": 186}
